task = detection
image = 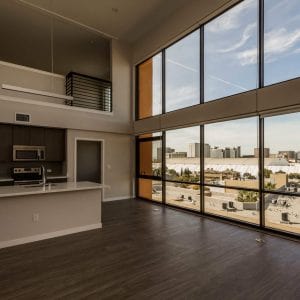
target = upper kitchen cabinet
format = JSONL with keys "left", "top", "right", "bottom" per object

{"left": 45, "top": 128, "right": 66, "bottom": 162}
{"left": 0, "top": 124, "right": 12, "bottom": 162}
{"left": 13, "top": 126, "right": 31, "bottom": 145}
{"left": 30, "top": 127, "right": 45, "bottom": 146}
{"left": 13, "top": 126, "right": 45, "bottom": 146}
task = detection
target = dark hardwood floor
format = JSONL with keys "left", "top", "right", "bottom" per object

{"left": 0, "top": 199, "right": 299, "bottom": 300}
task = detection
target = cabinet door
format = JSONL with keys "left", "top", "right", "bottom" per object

{"left": 30, "top": 127, "right": 45, "bottom": 146}
{"left": 45, "top": 128, "right": 65, "bottom": 161}
{"left": 0, "top": 124, "right": 13, "bottom": 162}
{"left": 13, "top": 125, "right": 30, "bottom": 145}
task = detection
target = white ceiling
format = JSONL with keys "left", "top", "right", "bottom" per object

{"left": 17, "top": 0, "right": 188, "bottom": 42}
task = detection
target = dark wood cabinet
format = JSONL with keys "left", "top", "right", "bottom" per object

{"left": 0, "top": 124, "right": 65, "bottom": 163}
{"left": 30, "top": 127, "right": 45, "bottom": 146}
{"left": 0, "top": 125, "right": 13, "bottom": 162}
{"left": 13, "top": 126, "right": 31, "bottom": 145}
{"left": 45, "top": 128, "right": 65, "bottom": 162}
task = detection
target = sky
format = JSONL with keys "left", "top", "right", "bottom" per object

{"left": 150, "top": 0, "right": 300, "bottom": 153}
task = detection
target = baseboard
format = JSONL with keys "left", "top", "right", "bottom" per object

{"left": 0, "top": 223, "right": 102, "bottom": 249}
{"left": 103, "top": 196, "right": 132, "bottom": 202}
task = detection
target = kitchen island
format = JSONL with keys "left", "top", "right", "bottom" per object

{"left": 0, "top": 181, "right": 106, "bottom": 249}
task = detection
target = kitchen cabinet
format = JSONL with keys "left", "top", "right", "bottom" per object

{"left": 0, "top": 125, "right": 13, "bottom": 162}
{"left": 1, "top": 124, "right": 65, "bottom": 162}
{"left": 45, "top": 128, "right": 65, "bottom": 162}
{"left": 30, "top": 127, "right": 45, "bottom": 146}
{"left": 13, "top": 125, "right": 31, "bottom": 145}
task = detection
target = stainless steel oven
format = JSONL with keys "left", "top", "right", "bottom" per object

{"left": 13, "top": 145, "right": 46, "bottom": 161}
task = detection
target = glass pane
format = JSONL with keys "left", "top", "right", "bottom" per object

{"left": 265, "top": 193, "right": 300, "bottom": 235}
{"left": 165, "top": 126, "right": 200, "bottom": 182}
{"left": 264, "top": 112, "right": 300, "bottom": 194}
{"left": 166, "top": 31, "right": 200, "bottom": 112}
{"left": 204, "top": 0, "right": 258, "bottom": 102}
{"left": 205, "top": 186, "right": 259, "bottom": 224}
{"left": 204, "top": 117, "right": 259, "bottom": 189}
{"left": 166, "top": 182, "right": 200, "bottom": 211}
{"left": 264, "top": 0, "right": 300, "bottom": 86}
{"left": 138, "top": 53, "right": 162, "bottom": 119}
{"left": 138, "top": 179, "right": 162, "bottom": 202}
{"left": 139, "top": 140, "right": 162, "bottom": 177}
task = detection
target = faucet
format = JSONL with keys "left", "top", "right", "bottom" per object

{"left": 41, "top": 165, "right": 47, "bottom": 186}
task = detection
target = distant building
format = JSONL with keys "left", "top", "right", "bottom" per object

{"left": 169, "top": 152, "right": 187, "bottom": 158}
{"left": 236, "top": 146, "right": 241, "bottom": 158}
{"left": 157, "top": 147, "right": 174, "bottom": 161}
{"left": 278, "top": 151, "right": 296, "bottom": 161}
{"left": 210, "top": 147, "right": 223, "bottom": 158}
{"left": 224, "top": 147, "right": 235, "bottom": 158}
{"left": 297, "top": 151, "right": 300, "bottom": 162}
{"left": 254, "top": 148, "right": 270, "bottom": 158}
{"left": 188, "top": 143, "right": 200, "bottom": 158}
{"left": 204, "top": 144, "right": 211, "bottom": 158}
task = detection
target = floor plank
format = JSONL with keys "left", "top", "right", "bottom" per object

{"left": 0, "top": 199, "right": 299, "bottom": 299}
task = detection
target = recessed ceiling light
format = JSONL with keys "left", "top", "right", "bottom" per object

{"left": 112, "top": 8, "right": 119, "bottom": 13}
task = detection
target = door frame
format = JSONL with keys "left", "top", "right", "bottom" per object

{"left": 74, "top": 137, "right": 104, "bottom": 186}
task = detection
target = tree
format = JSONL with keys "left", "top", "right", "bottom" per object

{"left": 264, "top": 168, "right": 273, "bottom": 178}
{"left": 265, "top": 182, "right": 276, "bottom": 190}
{"left": 237, "top": 190, "right": 258, "bottom": 203}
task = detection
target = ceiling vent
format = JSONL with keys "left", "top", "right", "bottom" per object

{"left": 15, "top": 113, "right": 31, "bottom": 123}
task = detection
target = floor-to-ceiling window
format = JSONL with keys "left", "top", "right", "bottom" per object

{"left": 165, "top": 31, "right": 200, "bottom": 112}
{"left": 204, "top": 0, "right": 258, "bottom": 102}
{"left": 137, "top": 133, "right": 162, "bottom": 202}
{"left": 264, "top": 0, "right": 300, "bottom": 86}
{"left": 136, "top": 0, "right": 300, "bottom": 119}
{"left": 204, "top": 117, "right": 259, "bottom": 224}
{"left": 135, "top": 0, "right": 300, "bottom": 238}
{"left": 165, "top": 126, "right": 201, "bottom": 211}
{"left": 264, "top": 112, "right": 300, "bottom": 234}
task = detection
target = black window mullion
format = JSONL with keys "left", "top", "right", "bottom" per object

{"left": 200, "top": 26, "right": 205, "bottom": 104}
{"left": 259, "top": 0, "right": 264, "bottom": 88}
{"left": 162, "top": 131, "right": 166, "bottom": 204}
{"left": 162, "top": 50, "right": 166, "bottom": 114}
{"left": 259, "top": 117, "right": 265, "bottom": 227}
{"left": 200, "top": 125, "right": 205, "bottom": 213}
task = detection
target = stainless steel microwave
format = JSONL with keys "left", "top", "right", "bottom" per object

{"left": 13, "top": 145, "right": 46, "bottom": 161}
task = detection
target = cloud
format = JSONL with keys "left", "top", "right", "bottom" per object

{"left": 206, "top": 0, "right": 256, "bottom": 33}
{"left": 237, "top": 48, "right": 257, "bottom": 66}
{"left": 218, "top": 22, "right": 257, "bottom": 53}
{"left": 265, "top": 28, "right": 300, "bottom": 57}
{"left": 236, "top": 27, "right": 300, "bottom": 66}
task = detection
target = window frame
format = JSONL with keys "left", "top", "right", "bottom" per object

{"left": 136, "top": 113, "right": 300, "bottom": 239}
{"left": 135, "top": 0, "right": 300, "bottom": 120}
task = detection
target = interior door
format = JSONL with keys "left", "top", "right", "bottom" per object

{"left": 76, "top": 140, "right": 102, "bottom": 183}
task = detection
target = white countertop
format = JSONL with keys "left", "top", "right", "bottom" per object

{"left": 0, "top": 177, "right": 14, "bottom": 182}
{"left": 0, "top": 181, "right": 107, "bottom": 198}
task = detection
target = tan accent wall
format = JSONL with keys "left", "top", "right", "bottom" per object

{"left": 138, "top": 178, "right": 153, "bottom": 200}
{"left": 139, "top": 141, "right": 153, "bottom": 176}
{"left": 138, "top": 59, "right": 153, "bottom": 119}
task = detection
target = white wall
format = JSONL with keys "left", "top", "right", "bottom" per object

{"left": 0, "top": 40, "right": 134, "bottom": 201}
{"left": 0, "top": 40, "right": 132, "bottom": 134}
{"left": 67, "top": 129, "right": 134, "bottom": 201}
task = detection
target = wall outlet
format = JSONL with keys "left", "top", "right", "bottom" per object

{"left": 32, "top": 213, "right": 39, "bottom": 222}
